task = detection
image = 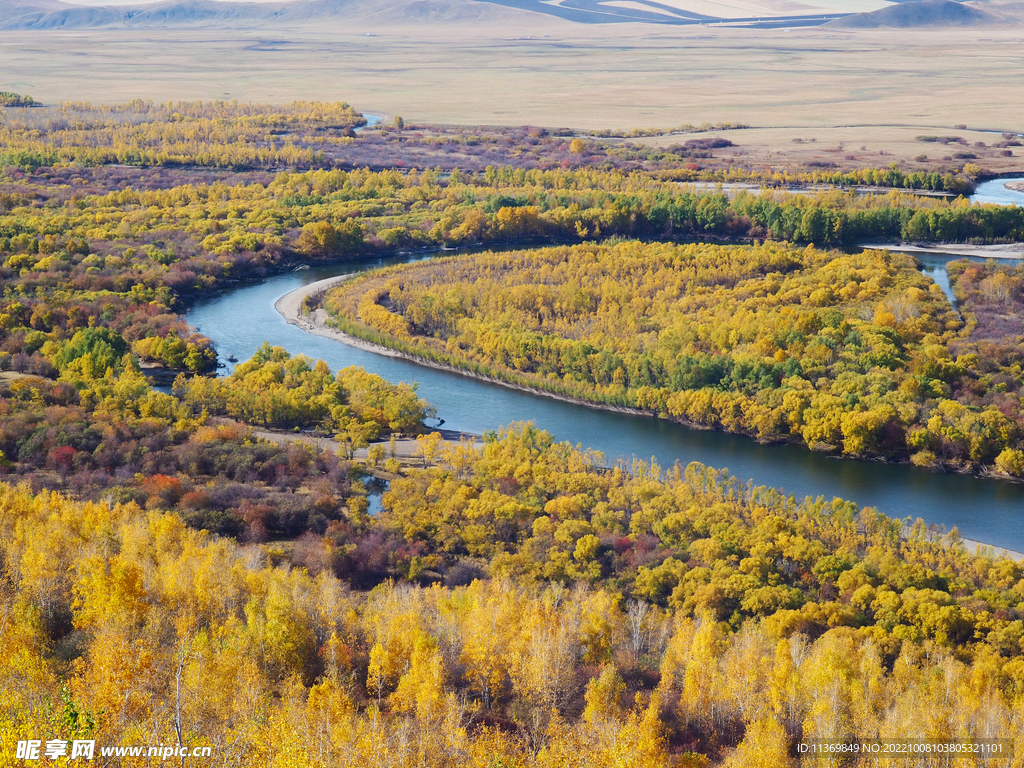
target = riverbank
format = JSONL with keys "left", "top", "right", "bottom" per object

{"left": 250, "top": 431, "right": 1024, "bottom": 563}
{"left": 686, "top": 181, "right": 958, "bottom": 199}
{"left": 274, "top": 275, "right": 421, "bottom": 362}
{"left": 867, "top": 242, "right": 1024, "bottom": 259}
{"left": 961, "top": 538, "right": 1024, "bottom": 562}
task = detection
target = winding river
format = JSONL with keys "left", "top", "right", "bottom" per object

{"left": 185, "top": 180, "right": 1024, "bottom": 551}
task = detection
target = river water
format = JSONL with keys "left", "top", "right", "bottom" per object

{"left": 972, "top": 177, "right": 1024, "bottom": 206}
{"left": 185, "top": 180, "right": 1024, "bottom": 550}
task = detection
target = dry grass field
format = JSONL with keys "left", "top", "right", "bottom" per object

{"left": 1, "top": 6, "right": 1023, "bottom": 168}
{"left": 628, "top": 125, "right": 1024, "bottom": 174}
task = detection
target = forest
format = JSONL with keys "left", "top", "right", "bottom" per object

{"left": 655, "top": 164, "right": 979, "bottom": 195}
{"left": 3, "top": 427, "right": 1024, "bottom": 766}
{"left": 0, "top": 99, "right": 365, "bottom": 171}
{"left": 2, "top": 99, "right": 1024, "bottom": 764}
{"left": 322, "top": 242, "right": 1024, "bottom": 477}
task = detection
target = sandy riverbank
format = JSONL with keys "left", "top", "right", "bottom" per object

{"left": 961, "top": 538, "right": 1024, "bottom": 562}
{"left": 867, "top": 242, "right": 1024, "bottom": 259}
{"left": 275, "top": 275, "right": 409, "bottom": 359}
{"left": 687, "top": 182, "right": 956, "bottom": 199}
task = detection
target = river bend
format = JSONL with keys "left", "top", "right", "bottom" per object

{"left": 184, "top": 178, "right": 1024, "bottom": 549}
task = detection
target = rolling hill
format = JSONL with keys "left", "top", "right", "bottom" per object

{"left": 827, "top": 0, "right": 996, "bottom": 26}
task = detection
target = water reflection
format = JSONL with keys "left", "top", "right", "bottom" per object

{"left": 362, "top": 476, "right": 389, "bottom": 517}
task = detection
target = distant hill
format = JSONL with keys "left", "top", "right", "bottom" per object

{"left": 0, "top": 0, "right": 118, "bottom": 28}
{"left": 0, "top": 0, "right": 865, "bottom": 29}
{"left": 2, "top": 0, "right": 1016, "bottom": 29}
{"left": 827, "top": 0, "right": 996, "bottom": 27}
{"left": 0, "top": 0, "right": 543, "bottom": 29}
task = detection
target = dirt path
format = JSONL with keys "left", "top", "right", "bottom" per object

{"left": 250, "top": 426, "right": 481, "bottom": 463}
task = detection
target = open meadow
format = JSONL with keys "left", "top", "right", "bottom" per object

{"left": 2, "top": 17, "right": 1024, "bottom": 171}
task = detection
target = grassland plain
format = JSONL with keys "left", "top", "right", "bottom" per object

{"left": 2, "top": 21, "right": 1024, "bottom": 172}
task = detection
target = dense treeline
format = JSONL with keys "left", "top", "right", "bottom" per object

{"left": 3, "top": 427, "right": 1024, "bottom": 766}
{"left": 0, "top": 100, "right": 364, "bottom": 170}
{"left": 0, "top": 92, "right": 36, "bottom": 108}
{"left": 175, "top": 343, "right": 431, "bottom": 439}
{"left": 655, "top": 163, "right": 979, "bottom": 195}
{"left": 3, "top": 166, "right": 1022, "bottom": 274}
{"left": 323, "top": 241, "right": 1024, "bottom": 476}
